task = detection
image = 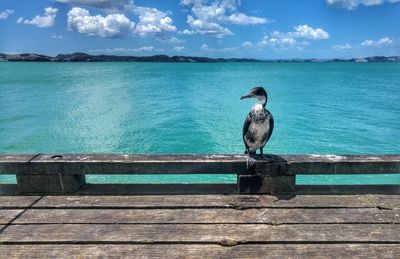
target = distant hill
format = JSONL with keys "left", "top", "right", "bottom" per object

{"left": 0, "top": 52, "right": 260, "bottom": 63}
{"left": 0, "top": 52, "right": 399, "bottom": 63}
{"left": 269, "top": 56, "right": 400, "bottom": 63}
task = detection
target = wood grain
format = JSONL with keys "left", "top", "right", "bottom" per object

{"left": 33, "top": 195, "right": 373, "bottom": 209}
{"left": 1, "top": 154, "right": 399, "bottom": 175}
{"left": 0, "top": 196, "right": 40, "bottom": 208}
{"left": 0, "top": 210, "right": 23, "bottom": 224}
{"left": 13, "top": 208, "right": 391, "bottom": 224}
{"left": 366, "top": 195, "right": 400, "bottom": 209}
{"left": 1, "top": 244, "right": 399, "bottom": 258}
{"left": 1, "top": 224, "right": 399, "bottom": 243}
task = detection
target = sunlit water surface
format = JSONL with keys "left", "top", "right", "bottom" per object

{"left": 1, "top": 62, "right": 399, "bottom": 184}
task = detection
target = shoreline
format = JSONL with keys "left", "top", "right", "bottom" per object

{"left": 1, "top": 53, "right": 399, "bottom": 63}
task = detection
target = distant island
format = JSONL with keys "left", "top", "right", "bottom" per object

{"left": 0, "top": 52, "right": 399, "bottom": 63}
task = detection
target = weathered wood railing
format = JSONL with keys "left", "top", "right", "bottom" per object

{"left": 0, "top": 154, "right": 399, "bottom": 195}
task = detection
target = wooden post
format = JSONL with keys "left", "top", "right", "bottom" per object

{"left": 16, "top": 155, "right": 86, "bottom": 194}
{"left": 238, "top": 155, "right": 295, "bottom": 194}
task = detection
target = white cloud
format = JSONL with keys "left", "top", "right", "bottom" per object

{"left": 158, "top": 36, "right": 184, "bottom": 43}
{"left": 241, "top": 41, "right": 253, "bottom": 48}
{"left": 0, "top": 9, "right": 14, "bottom": 20}
{"left": 258, "top": 25, "right": 328, "bottom": 49}
{"left": 88, "top": 46, "right": 156, "bottom": 54}
{"left": 293, "top": 25, "right": 329, "bottom": 40}
{"left": 56, "top": 0, "right": 134, "bottom": 11}
{"left": 181, "top": 0, "right": 270, "bottom": 38}
{"left": 181, "top": 0, "right": 208, "bottom": 5}
{"left": 59, "top": 0, "right": 177, "bottom": 39}
{"left": 169, "top": 36, "right": 184, "bottom": 43}
{"left": 60, "top": 1, "right": 177, "bottom": 39}
{"left": 326, "top": 0, "right": 400, "bottom": 10}
{"left": 332, "top": 37, "right": 396, "bottom": 51}
{"left": 225, "top": 13, "right": 268, "bottom": 25}
{"left": 361, "top": 37, "right": 394, "bottom": 46}
{"left": 67, "top": 7, "right": 135, "bottom": 38}
{"left": 190, "top": 3, "right": 226, "bottom": 21}
{"left": 173, "top": 46, "right": 185, "bottom": 51}
{"left": 187, "top": 15, "right": 233, "bottom": 38}
{"left": 258, "top": 35, "right": 308, "bottom": 49}
{"left": 332, "top": 43, "right": 352, "bottom": 50}
{"left": 17, "top": 7, "right": 58, "bottom": 28}
{"left": 133, "top": 7, "right": 176, "bottom": 36}
{"left": 137, "top": 46, "right": 155, "bottom": 51}
{"left": 200, "top": 43, "right": 209, "bottom": 50}
{"left": 199, "top": 43, "right": 240, "bottom": 52}
{"left": 178, "top": 29, "right": 196, "bottom": 35}
{"left": 50, "top": 34, "right": 64, "bottom": 39}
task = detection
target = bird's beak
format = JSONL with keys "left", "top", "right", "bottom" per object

{"left": 240, "top": 94, "right": 252, "bottom": 100}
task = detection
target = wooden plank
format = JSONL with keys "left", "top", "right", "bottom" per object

{"left": 0, "top": 154, "right": 251, "bottom": 175}
{"left": 0, "top": 154, "right": 36, "bottom": 162}
{"left": 16, "top": 174, "right": 85, "bottom": 194}
{"left": 2, "top": 183, "right": 398, "bottom": 196}
{"left": 1, "top": 154, "right": 399, "bottom": 175}
{"left": 297, "top": 185, "right": 400, "bottom": 195}
{"left": 0, "top": 210, "right": 23, "bottom": 224}
{"left": 286, "top": 154, "right": 400, "bottom": 174}
{"left": 0, "top": 154, "right": 41, "bottom": 192}
{"left": 0, "top": 196, "right": 40, "bottom": 208}
{"left": 78, "top": 184, "right": 237, "bottom": 195}
{"left": 14, "top": 208, "right": 391, "bottom": 224}
{"left": 383, "top": 209, "right": 400, "bottom": 223}
{"left": 0, "top": 155, "right": 37, "bottom": 175}
{"left": 366, "top": 195, "right": 400, "bottom": 209}
{"left": 33, "top": 195, "right": 373, "bottom": 208}
{"left": 1, "top": 224, "right": 399, "bottom": 243}
{"left": 0, "top": 184, "right": 19, "bottom": 195}
{"left": 1, "top": 244, "right": 399, "bottom": 258}
{"left": 367, "top": 195, "right": 400, "bottom": 223}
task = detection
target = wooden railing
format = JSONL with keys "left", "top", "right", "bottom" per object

{"left": 0, "top": 154, "right": 399, "bottom": 195}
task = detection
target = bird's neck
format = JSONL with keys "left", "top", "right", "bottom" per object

{"left": 252, "top": 98, "right": 266, "bottom": 113}
{"left": 252, "top": 96, "right": 266, "bottom": 110}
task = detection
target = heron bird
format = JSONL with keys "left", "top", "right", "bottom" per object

{"left": 241, "top": 87, "right": 274, "bottom": 167}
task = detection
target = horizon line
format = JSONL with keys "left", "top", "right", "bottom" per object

{"left": 1, "top": 52, "right": 399, "bottom": 61}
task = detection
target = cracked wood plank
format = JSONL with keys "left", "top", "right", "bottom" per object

{"left": 0, "top": 244, "right": 399, "bottom": 258}
{"left": 14, "top": 208, "right": 391, "bottom": 224}
{"left": 1, "top": 224, "right": 399, "bottom": 243}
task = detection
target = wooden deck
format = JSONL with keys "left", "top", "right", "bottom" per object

{"left": 1, "top": 154, "right": 399, "bottom": 257}
{"left": 0, "top": 194, "right": 399, "bottom": 258}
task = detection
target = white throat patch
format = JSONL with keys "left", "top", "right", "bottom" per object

{"left": 252, "top": 103, "right": 264, "bottom": 113}
{"left": 252, "top": 96, "right": 266, "bottom": 113}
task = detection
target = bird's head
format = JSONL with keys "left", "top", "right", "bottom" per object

{"left": 240, "top": 87, "right": 268, "bottom": 105}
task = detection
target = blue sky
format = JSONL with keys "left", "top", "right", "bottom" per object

{"left": 0, "top": 0, "right": 399, "bottom": 58}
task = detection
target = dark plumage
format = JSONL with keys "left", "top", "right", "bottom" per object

{"left": 241, "top": 87, "right": 274, "bottom": 155}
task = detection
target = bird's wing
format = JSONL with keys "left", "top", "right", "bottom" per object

{"left": 265, "top": 111, "right": 274, "bottom": 143}
{"left": 242, "top": 112, "right": 252, "bottom": 146}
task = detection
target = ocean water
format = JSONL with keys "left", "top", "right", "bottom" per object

{"left": 0, "top": 62, "right": 399, "bottom": 184}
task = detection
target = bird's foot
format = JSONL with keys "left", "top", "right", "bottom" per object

{"left": 247, "top": 155, "right": 257, "bottom": 169}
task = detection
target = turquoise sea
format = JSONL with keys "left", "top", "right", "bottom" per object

{"left": 1, "top": 62, "right": 399, "bottom": 184}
